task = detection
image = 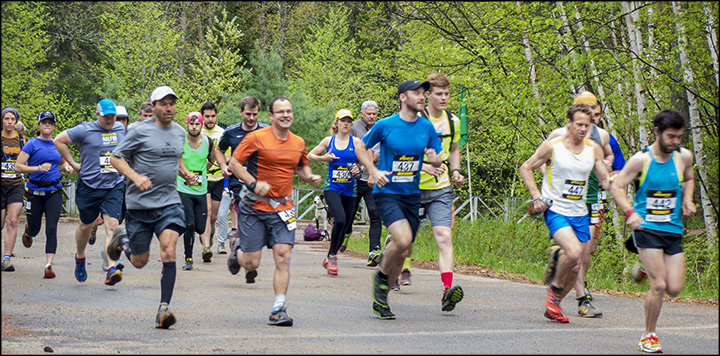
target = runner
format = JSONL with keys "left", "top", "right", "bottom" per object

{"left": 307, "top": 109, "right": 365, "bottom": 275}
{"left": 416, "top": 72, "right": 466, "bottom": 311}
{"left": 177, "top": 112, "right": 215, "bottom": 270}
{"left": 107, "top": 85, "right": 187, "bottom": 329}
{"left": 609, "top": 109, "right": 695, "bottom": 353}
{"left": 519, "top": 103, "right": 610, "bottom": 323}
{"left": 199, "top": 102, "right": 224, "bottom": 261}
{"left": 2, "top": 106, "right": 26, "bottom": 272}
{"left": 54, "top": 99, "right": 126, "bottom": 285}
{"left": 14, "top": 111, "right": 74, "bottom": 278}
{"left": 225, "top": 96, "right": 327, "bottom": 326}
{"left": 363, "top": 80, "right": 443, "bottom": 319}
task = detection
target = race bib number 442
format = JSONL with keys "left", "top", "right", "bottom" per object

{"left": 646, "top": 190, "right": 676, "bottom": 222}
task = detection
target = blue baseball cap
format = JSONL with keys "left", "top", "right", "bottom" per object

{"left": 96, "top": 99, "right": 117, "bottom": 116}
{"left": 397, "top": 80, "right": 430, "bottom": 98}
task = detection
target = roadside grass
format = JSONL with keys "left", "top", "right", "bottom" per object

{"left": 345, "top": 215, "right": 718, "bottom": 301}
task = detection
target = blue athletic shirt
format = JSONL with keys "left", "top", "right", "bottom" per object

{"left": 634, "top": 149, "right": 684, "bottom": 235}
{"left": 22, "top": 137, "right": 63, "bottom": 191}
{"left": 362, "top": 113, "right": 443, "bottom": 196}
{"left": 323, "top": 135, "right": 357, "bottom": 197}
{"left": 609, "top": 134, "right": 626, "bottom": 171}
{"left": 217, "top": 122, "right": 269, "bottom": 192}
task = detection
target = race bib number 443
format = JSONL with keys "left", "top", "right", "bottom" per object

{"left": 391, "top": 155, "right": 419, "bottom": 183}
{"left": 646, "top": 190, "right": 676, "bottom": 222}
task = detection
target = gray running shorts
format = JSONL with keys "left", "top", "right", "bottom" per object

{"left": 237, "top": 200, "right": 295, "bottom": 252}
{"left": 420, "top": 186, "right": 455, "bottom": 228}
{"left": 125, "top": 203, "right": 186, "bottom": 255}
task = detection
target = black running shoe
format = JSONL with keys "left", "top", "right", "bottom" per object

{"left": 372, "top": 301, "right": 395, "bottom": 319}
{"left": 107, "top": 226, "right": 131, "bottom": 261}
{"left": 245, "top": 269, "right": 257, "bottom": 284}
{"left": 441, "top": 285, "right": 464, "bottom": 311}
{"left": 371, "top": 271, "right": 389, "bottom": 306}
{"left": 155, "top": 304, "right": 177, "bottom": 329}
{"left": 268, "top": 307, "right": 293, "bottom": 326}
{"left": 227, "top": 237, "right": 240, "bottom": 275}
{"left": 88, "top": 227, "right": 97, "bottom": 245}
{"left": 202, "top": 247, "right": 212, "bottom": 263}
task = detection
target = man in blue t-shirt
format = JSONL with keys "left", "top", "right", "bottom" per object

{"left": 214, "top": 96, "right": 268, "bottom": 254}
{"left": 54, "top": 99, "right": 126, "bottom": 286}
{"left": 363, "top": 80, "right": 443, "bottom": 320}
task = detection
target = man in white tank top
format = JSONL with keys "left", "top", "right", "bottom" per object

{"left": 519, "top": 103, "right": 610, "bottom": 323}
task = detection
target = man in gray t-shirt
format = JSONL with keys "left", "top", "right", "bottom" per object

{"left": 54, "top": 99, "right": 127, "bottom": 286}
{"left": 108, "top": 85, "right": 187, "bottom": 330}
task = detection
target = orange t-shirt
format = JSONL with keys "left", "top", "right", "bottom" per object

{"left": 232, "top": 127, "right": 308, "bottom": 212}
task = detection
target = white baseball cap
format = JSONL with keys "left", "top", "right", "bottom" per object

{"left": 149, "top": 86, "right": 178, "bottom": 103}
{"left": 116, "top": 105, "right": 128, "bottom": 118}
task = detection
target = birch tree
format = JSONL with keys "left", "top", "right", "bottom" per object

{"left": 673, "top": 1, "right": 718, "bottom": 242}
{"left": 621, "top": 1, "right": 649, "bottom": 148}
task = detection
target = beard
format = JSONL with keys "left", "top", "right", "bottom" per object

{"left": 658, "top": 135, "right": 676, "bottom": 154}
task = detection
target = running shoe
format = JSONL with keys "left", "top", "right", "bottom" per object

{"left": 372, "top": 301, "right": 396, "bottom": 319}
{"left": 43, "top": 265, "right": 56, "bottom": 279}
{"left": 74, "top": 254, "right": 87, "bottom": 282}
{"left": 155, "top": 304, "right": 177, "bottom": 329}
{"left": 584, "top": 281, "right": 593, "bottom": 301}
{"left": 339, "top": 234, "right": 350, "bottom": 252}
{"left": 545, "top": 285, "right": 562, "bottom": 316}
{"left": 632, "top": 261, "right": 647, "bottom": 283}
{"left": 268, "top": 307, "right": 293, "bottom": 326}
{"left": 202, "top": 247, "right": 212, "bottom": 263}
{"left": 104, "top": 266, "right": 122, "bottom": 286}
{"left": 399, "top": 268, "right": 412, "bottom": 285}
{"left": 245, "top": 269, "right": 257, "bottom": 284}
{"left": 577, "top": 298, "right": 603, "bottom": 318}
{"left": 372, "top": 271, "right": 390, "bottom": 307}
{"left": 22, "top": 231, "right": 33, "bottom": 248}
{"left": 182, "top": 257, "right": 194, "bottom": 271}
{"left": 367, "top": 249, "right": 381, "bottom": 267}
{"left": 391, "top": 279, "right": 400, "bottom": 291}
{"left": 1, "top": 259, "right": 15, "bottom": 272}
{"left": 218, "top": 243, "right": 227, "bottom": 255}
{"left": 543, "top": 311, "right": 569, "bottom": 323}
{"left": 107, "top": 226, "right": 131, "bottom": 261}
{"left": 543, "top": 245, "right": 562, "bottom": 284}
{"left": 88, "top": 226, "right": 97, "bottom": 245}
{"left": 638, "top": 333, "right": 662, "bottom": 353}
{"left": 441, "top": 286, "right": 464, "bottom": 312}
{"left": 327, "top": 255, "right": 338, "bottom": 275}
{"left": 227, "top": 228, "right": 238, "bottom": 239}
{"left": 227, "top": 237, "right": 241, "bottom": 275}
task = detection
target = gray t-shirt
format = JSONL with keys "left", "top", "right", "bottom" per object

{"left": 349, "top": 118, "right": 372, "bottom": 181}
{"left": 66, "top": 121, "right": 126, "bottom": 189}
{"left": 112, "top": 119, "right": 186, "bottom": 210}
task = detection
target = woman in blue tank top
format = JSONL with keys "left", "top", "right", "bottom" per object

{"left": 308, "top": 109, "right": 365, "bottom": 276}
{"left": 14, "top": 111, "right": 74, "bottom": 278}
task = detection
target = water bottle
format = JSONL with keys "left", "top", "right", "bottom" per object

{"left": 529, "top": 196, "right": 553, "bottom": 215}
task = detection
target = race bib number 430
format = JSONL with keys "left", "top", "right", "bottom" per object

{"left": 391, "top": 155, "right": 419, "bottom": 183}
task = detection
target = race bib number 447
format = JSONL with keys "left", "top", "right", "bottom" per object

{"left": 562, "top": 180, "right": 586, "bottom": 200}
{"left": 391, "top": 155, "right": 419, "bottom": 183}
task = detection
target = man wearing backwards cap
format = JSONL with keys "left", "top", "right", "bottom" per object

{"left": 54, "top": 98, "right": 127, "bottom": 285}
{"left": 363, "top": 80, "right": 443, "bottom": 319}
{"left": 177, "top": 112, "right": 216, "bottom": 271}
{"left": 1, "top": 106, "right": 26, "bottom": 272}
{"left": 540, "top": 90, "right": 614, "bottom": 319}
{"left": 108, "top": 85, "right": 187, "bottom": 329}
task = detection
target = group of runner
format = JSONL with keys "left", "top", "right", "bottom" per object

{"left": 1, "top": 77, "right": 696, "bottom": 352}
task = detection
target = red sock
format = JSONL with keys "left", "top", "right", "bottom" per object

{"left": 441, "top": 272, "right": 453, "bottom": 291}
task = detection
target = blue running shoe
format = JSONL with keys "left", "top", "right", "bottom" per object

{"left": 75, "top": 255, "right": 87, "bottom": 282}
{"left": 105, "top": 266, "right": 122, "bottom": 286}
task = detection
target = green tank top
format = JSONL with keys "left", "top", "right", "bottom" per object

{"left": 177, "top": 135, "right": 209, "bottom": 195}
{"left": 586, "top": 125, "right": 603, "bottom": 204}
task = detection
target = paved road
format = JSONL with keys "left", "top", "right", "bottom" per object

{"left": 2, "top": 221, "right": 718, "bottom": 354}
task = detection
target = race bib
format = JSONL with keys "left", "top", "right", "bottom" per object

{"left": 187, "top": 170, "right": 203, "bottom": 186}
{"left": 278, "top": 208, "right": 297, "bottom": 231}
{"left": 101, "top": 132, "right": 118, "bottom": 145}
{"left": 391, "top": 155, "right": 419, "bottom": 183}
{"left": 561, "top": 180, "right": 586, "bottom": 200}
{"left": 598, "top": 187, "right": 607, "bottom": 204}
{"left": 589, "top": 203, "right": 602, "bottom": 224}
{"left": 99, "top": 151, "right": 117, "bottom": 174}
{"left": 646, "top": 190, "right": 676, "bottom": 222}
{"left": 1, "top": 161, "right": 17, "bottom": 178}
{"left": 331, "top": 165, "right": 352, "bottom": 183}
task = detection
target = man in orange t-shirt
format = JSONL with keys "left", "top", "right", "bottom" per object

{"left": 226, "top": 96, "right": 322, "bottom": 327}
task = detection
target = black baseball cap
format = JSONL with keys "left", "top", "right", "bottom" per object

{"left": 397, "top": 80, "right": 430, "bottom": 97}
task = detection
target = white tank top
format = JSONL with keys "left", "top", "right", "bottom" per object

{"left": 541, "top": 137, "right": 595, "bottom": 216}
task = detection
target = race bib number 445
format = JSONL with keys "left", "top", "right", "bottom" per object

{"left": 646, "top": 190, "right": 676, "bottom": 222}
{"left": 391, "top": 155, "right": 419, "bottom": 183}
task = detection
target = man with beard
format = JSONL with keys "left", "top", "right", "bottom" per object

{"left": 610, "top": 109, "right": 695, "bottom": 353}
{"left": 199, "top": 102, "right": 224, "bottom": 262}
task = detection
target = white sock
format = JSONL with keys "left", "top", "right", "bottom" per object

{"left": 273, "top": 295, "right": 286, "bottom": 311}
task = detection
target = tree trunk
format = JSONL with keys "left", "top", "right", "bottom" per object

{"left": 703, "top": 2, "right": 719, "bottom": 88}
{"left": 557, "top": 2, "right": 582, "bottom": 94}
{"left": 673, "top": 1, "right": 718, "bottom": 243}
{"left": 518, "top": 2, "right": 545, "bottom": 131}
{"left": 621, "top": 1, "right": 649, "bottom": 148}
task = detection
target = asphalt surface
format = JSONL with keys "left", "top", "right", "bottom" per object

{"left": 1, "top": 220, "right": 718, "bottom": 354}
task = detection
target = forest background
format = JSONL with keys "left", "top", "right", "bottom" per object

{"left": 2, "top": 1, "right": 718, "bottom": 299}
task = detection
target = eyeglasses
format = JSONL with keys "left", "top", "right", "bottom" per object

{"left": 272, "top": 110, "right": 293, "bottom": 115}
